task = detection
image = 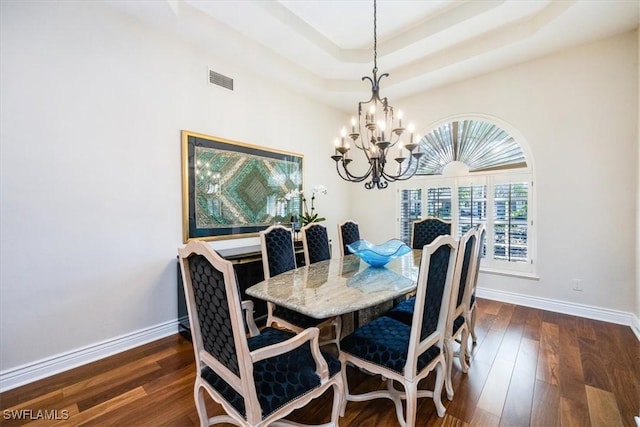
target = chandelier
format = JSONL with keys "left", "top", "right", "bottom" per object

{"left": 331, "top": 0, "right": 424, "bottom": 190}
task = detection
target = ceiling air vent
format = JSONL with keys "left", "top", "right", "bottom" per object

{"left": 209, "top": 69, "right": 233, "bottom": 91}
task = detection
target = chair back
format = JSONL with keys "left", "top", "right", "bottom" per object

{"left": 466, "top": 223, "right": 486, "bottom": 306}
{"left": 260, "top": 225, "right": 297, "bottom": 279}
{"left": 338, "top": 220, "right": 360, "bottom": 256}
{"left": 178, "top": 241, "right": 256, "bottom": 411}
{"left": 411, "top": 217, "right": 451, "bottom": 249}
{"left": 406, "top": 235, "right": 458, "bottom": 376}
{"left": 301, "top": 223, "right": 331, "bottom": 265}
{"left": 445, "top": 228, "right": 478, "bottom": 337}
{"left": 455, "top": 228, "right": 478, "bottom": 311}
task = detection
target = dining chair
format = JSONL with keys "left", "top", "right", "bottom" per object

{"left": 411, "top": 217, "right": 452, "bottom": 249}
{"left": 467, "top": 223, "right": 486, "bottom": 344}
{"left": 260, "top": 225, "right": 341, "bottom": 350}
{"left": 301, "top": 223, "right": 331, "bottom": 265}
{"left": 339, "top": 235, "right": 460, "bottom": 424}
{"left": 443, "top": 227, "right": 478, "bottom": 399}
{"left": 337, "top": 220, "right": 360, "bottom": 257}
{"left": 385, "top": 228, "right": 474, "bottom": 400}
{"left": 178, "top": 241, "right": 343, "bottom": 427}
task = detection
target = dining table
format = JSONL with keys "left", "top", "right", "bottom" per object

{"left": 246, "top": 250, "right": 423, "bottom": 321}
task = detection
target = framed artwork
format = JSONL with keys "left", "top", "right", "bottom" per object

{"left": 181, "top": 130, "right": 303, "bottom": 242}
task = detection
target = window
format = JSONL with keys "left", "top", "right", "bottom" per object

{"left": 396, "top": 119, "right": 534, "bottom": 275}
{"left": 398, "top": 189, "right": 422, "bottom": 244}
{"left": 457, "top": 184, "right": 487, "bottom": 236}
{"left": 426, "top": 187, "right": 451, "bottom": 219}
{"left": 493, "top": 181, "right": 528, "bottom": 263}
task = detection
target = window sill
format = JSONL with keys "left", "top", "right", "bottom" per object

{"left": 479, "top": 267, "right": 540, "bottom": 281}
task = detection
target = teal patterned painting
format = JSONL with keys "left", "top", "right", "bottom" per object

{"left": 182, "top": 131, "right": 303, "bottom": 242}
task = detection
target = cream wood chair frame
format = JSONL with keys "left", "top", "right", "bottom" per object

{"left": 179, "top": 241, "right": 343, "bottom": 427}
{"left": 443, "top": 227, "right": 479, "bottom": 400}
{"left": 466, "top": 223, "right": 486, "bottom": 344}
{"left": 339, "top": 235, "right": 460, "bottom": 426}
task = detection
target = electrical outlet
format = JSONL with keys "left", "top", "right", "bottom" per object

{"left": 571, "top": 279, "right": 583, "bottom": 291}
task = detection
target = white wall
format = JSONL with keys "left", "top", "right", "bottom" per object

{"left": 0, "top": 0, "right": 348, "bottom": 371}
{"left": 351, "top": 31, "right": 638, "bottom": 314}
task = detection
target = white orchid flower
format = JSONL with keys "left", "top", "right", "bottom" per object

{"left": 312, "top": 184, "right": 328, "bottom": 195}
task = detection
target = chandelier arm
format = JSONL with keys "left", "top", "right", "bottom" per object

{"left": 343, "top": 162, "right": 374, "bottom": 182}
{"left": 334, "top": 163, "right": 352, "bottom": 182}
{"left": 387, "top": 157, "right": 422, "bottom": 182}
{"left": 334, "top": 160, "right": 374, "bottom": 183}
{"left": 353, "top": 137, "right": 367, "bottom": 151}
{"left": 378, "top": 152, "right": 420, "bottom": 181}
{"left": 335, "top": 162, "right": 363, "bottom": 183}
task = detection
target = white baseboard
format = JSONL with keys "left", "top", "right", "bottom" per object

{"left": 0, "top": 320, "right": 179, "bottom": 393}
{"left": 476, "top": 287, "right": 637, "bottom": 333}
{"left": 632, "top": 313, "right": 640, "bottom": 342}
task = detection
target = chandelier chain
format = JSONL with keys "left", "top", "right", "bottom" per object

{"left": 373, "top": 0, "right": 377, "bottom": 74}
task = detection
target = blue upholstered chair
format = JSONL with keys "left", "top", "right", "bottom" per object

{"left": 337, "top": 220, "right": 360, "bottom": 257}
{"left": 339, "top": 235, "right": 460, "bottom": 423}
{"left": 411, "top": 217, "right": 451, "bottom": 249}
{"left": 443, "top": 228, "right": 478, "bottom": 398}
{"left": 178, "top": 241, "right": 343, "bottom": 426}
{"left": 387, "top": 228, "right": 478, "bottom": 400}
{"left": 260, "top": 225, "right": 341, "bottom": 349}
{"left": 467, "top": 223, "right": 486, "bottom": 344}
{"left": 301, "top": 223, "right": 331, "bottom": 265}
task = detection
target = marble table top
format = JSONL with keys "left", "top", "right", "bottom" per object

{"left": 246, "top": 251, "right": 422, "bottom": 319}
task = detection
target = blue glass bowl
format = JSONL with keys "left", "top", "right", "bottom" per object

{"left": 347, "top": 239, "right": 412, "bottom": 268}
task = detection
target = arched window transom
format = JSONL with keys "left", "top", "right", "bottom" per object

{"left": 417, "top": 120, "right": 527, "bottom": 175}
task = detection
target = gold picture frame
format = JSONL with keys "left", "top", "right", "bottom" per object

{"left": 181, "top": 130, "right": 304, "bottom": 242}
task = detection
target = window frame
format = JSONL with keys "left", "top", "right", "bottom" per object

{"left": 396, "top": 169, "right": 536, "bottom": 277}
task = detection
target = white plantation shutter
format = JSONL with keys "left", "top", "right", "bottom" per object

{"left": 398, "top": 174, "right": 534, "bottom": 275}
{"left": 493, "top": 181, "right": 528, "bottom": 263}
{"left": 398, "top": 188, "right": 422, "bottom": 244}
{"left": 426, "top": 187, "right": 452, "bottom": 219}
{"left": 457, "top": 184, "right": 487, "bottom": 237}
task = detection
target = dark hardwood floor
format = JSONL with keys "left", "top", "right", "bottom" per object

{"left": 1, "top": 299, "right": 638, "bottom": 426}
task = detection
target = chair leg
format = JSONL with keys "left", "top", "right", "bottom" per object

{"left": 334, "top": 316, "right": 342, "bottom": 350}
{"left": 266, "top": 302, "right": 276, "bottom": 328}
{"left": 469, "top": 306, "right": 478, "bottom": 343}
{"left": 433, "top": 359, "right": 447, "bottom": 418}
{"left": 331, "top": 378, "right": 344, "bottom": 426}
{"left": 444, "top": 339, "right": 454, "bottom": 401}
{"left": 404, "top": 381, "right": 418, "bottom": 427}
{"left": 194, "top": 383, "right": 209, "bottom": 427}
{"left": 459, "top": 328, "right": 470, "bottom": 373}
{"left": 319, "top": 316, "right": 342, "bottom": 351}
{"left": 339, "top": 356, "right": 349, "bottom": 416}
